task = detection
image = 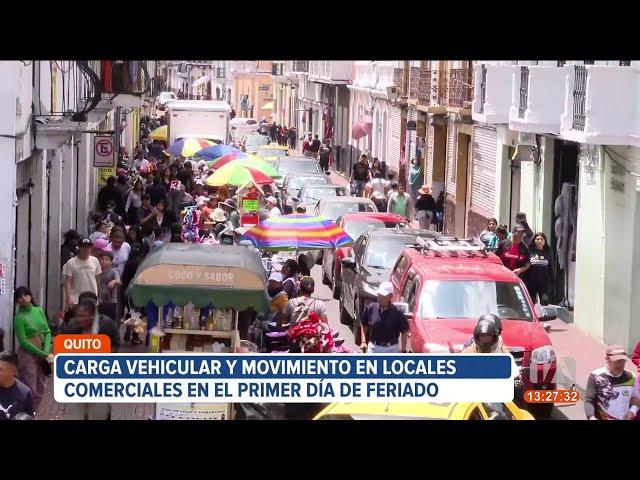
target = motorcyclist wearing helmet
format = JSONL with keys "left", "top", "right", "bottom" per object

{"left": 462, "top": 315, "right": 510, "bottom": 354}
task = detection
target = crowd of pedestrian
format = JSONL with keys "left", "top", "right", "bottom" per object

{"left": 349, "top": 153, "right": 444, "bottom": 230}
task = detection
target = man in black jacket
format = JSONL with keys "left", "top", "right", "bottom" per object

{"left": 97, "top": 176, "right": 125, "bottom": 214}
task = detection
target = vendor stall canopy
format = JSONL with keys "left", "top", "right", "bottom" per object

{"left": 126, "top": 244, "right": 267, "bottom": 310}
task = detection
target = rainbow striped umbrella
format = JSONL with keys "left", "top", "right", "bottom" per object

{"left": 166, "top": 137, "right": 215, "bottom": 157}
{"left": 205, "top": 162, "right": 274, "bottom": 187}
{"left": 239, "top": 214, "right": 354, "bottom": 251}
{"left": 194, "top": 144, "right": 242, "bottom": 161}
{"left": 219, "top": 158, "right": 282, "bottom": 179}
{"left": 210, "top": 150, "right": 246, "bottom": 167}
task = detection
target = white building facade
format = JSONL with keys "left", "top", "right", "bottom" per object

{"left": 0, "top": 60, "right": 153, "bottom": 344}
{"left": 472, "top": 60, "right": 640, "bottom": 351}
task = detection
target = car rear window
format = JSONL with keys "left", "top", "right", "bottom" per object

{"left": 418, "top": 280, "right": 533, "bottom": 320}
{"left": 321, "top": 202, "right": 376, "bottom": 220}
{"left": 302, "top": 187, "right": 348, "bottom": 205}
{"left": 277, "top": 159, "right": 321, "bottom": 174}
{"left": 343, "top": 219, "right": 386, "bottom": 240}
{"left": 259, "top": 148, "right": 289, "bottom": 158}
{"left": 365, "top": 236, "right": 416, "bottom": 269}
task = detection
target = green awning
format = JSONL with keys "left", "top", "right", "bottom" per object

{"left": 126, "top": 244, "right": 268, "bottom": 310}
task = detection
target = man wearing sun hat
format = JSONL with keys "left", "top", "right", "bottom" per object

{"left": 584, "top": 344, "right": 640, "bottom": 420}
{"left": 266, "top": 196, "right": 281, "bottom": 218}
{"left": 359, "top": 281, "right": 409, "bottom": 354}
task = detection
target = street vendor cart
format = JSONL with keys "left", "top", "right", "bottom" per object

{"left": 126, "top": 243, "right": 268, "bottom": 420}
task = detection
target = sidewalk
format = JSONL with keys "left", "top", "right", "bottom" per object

{"left": 547, "top": 314, "right": 609, "bottom": 394}
{"left": 37, "top": 334, "right": 154, "bottom": 420}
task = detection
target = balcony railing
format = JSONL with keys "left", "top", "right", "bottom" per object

{"left": 292, "top": 61, "right": 309, "bottom": 73}
{"left": 418, "top": 69, "right": 431, "bottom": 106}
{"left": 35, "top": 60, "right": 102, "bottom": 121}
{"left": 518, "top": 66, "right": 529, "bottom": 118}
{"left": 100, "top": 61, "right": 151, "bottom": 96}
{"left": 409, "top": 67, "right": 421, "bottom": 99}
{"left": 447, "top": 68, "right": 474, "bottom": 108}
{"left": 272, "top": 63, "right": 284, "bottom": 76}
{"left": 394, "top": 67, "right": 403, "bottom": 89}
{"left": 572, "top": 65, "right": 587, "bottom": 131}
{"left": 478, "top": 64, "right": 487, "bottom": 114}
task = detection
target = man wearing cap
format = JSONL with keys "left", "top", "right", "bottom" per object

{"left": 192, "top": 180, "right": 206, "bottom": 200}
{"left": 267, "top": 271, "right": 289, "bottom": 325}
{"left": 62, "top": 238, "right": 102, "bottom": 311}
{"left": 359, "top": 281, "right": 409, "bottom": 354}
{"left": 584, "top": 345, "right": 640, "bottom": 420}
{"left": 266, "top": 196, "right": 281, "bottom": 218}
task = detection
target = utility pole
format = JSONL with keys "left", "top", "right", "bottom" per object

{"left": 399, "top": 60, "right": 410, "bottom": 189}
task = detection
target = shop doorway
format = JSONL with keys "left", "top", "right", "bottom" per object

{"left": 455, "top": 132, "right": 471, "bottom": 237}
{"left": 551, "top": 140, "right": 579, "bottom": 308}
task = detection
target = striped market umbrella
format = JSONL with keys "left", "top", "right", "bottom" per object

{"left": 166, "top": 137, "right": 214, "bottom": 157}
{"left": 218, "top": 158, "right": 282, "bottom": 179}
{"left": 194, "top": 144, "right": 242, "bottom": 161}
{"left": 210, "top": 150, "right": 246, "bottom": 167}
{"left": 239, "top": 214, "right": 354, "bottom": 251}
{"left": 205, "top": 162, "right": 274, "bottom": 187}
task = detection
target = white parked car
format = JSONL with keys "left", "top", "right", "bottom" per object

{"left": 156, "top": 91, "right": 177, "bottom": 109}
{"left": 230, "top": 117, "right": 260, "bottom": 140}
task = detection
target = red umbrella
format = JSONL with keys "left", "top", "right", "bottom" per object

{"left": 351, "top": 114, "right": 373, "bottom": 140}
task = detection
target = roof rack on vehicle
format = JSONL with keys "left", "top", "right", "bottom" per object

{"left": 415, "top": 236, "right": 488, "bottom": 258}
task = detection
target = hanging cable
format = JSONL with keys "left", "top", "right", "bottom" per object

{"left": 603, "top": 146, "right": 640, "bottom": 177}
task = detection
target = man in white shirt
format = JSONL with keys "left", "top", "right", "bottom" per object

{"left": 108, "top": 230, "right": 131, "bottom": 277}
{"left": 266, "top": 196, "right": 281, "bottom": 218}
{"left": 62, "top": 238, "right": 102, "bottom": 310}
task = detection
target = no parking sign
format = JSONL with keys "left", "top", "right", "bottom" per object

{"left": 93, "top": 135, "right": 115, "bottom": 167}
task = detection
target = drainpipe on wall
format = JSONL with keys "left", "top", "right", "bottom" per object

{"left": 398, "top": 61, "right": 410, "bottom": 189}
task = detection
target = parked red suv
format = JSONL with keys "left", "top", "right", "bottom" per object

{"left": 390, "top": 238, "right": 557, "bottom": 410}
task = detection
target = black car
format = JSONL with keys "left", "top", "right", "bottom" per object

{"left": 339, "top": 228, "right": 440, "bottom": 344}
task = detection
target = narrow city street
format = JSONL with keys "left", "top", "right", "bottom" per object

{"left": 2, "top": 59, "right": 640, "bottom": 423}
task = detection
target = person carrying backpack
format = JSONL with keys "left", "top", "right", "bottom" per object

{"left": 282, "top": 277, "right": 328, "bottom": 326}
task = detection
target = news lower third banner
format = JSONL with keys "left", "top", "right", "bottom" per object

{"left": 54, "top": 354, "right": 517, "bottom": 403}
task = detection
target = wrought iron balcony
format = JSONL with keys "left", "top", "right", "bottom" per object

{"left": 518, "top": 66, "right": 529, "bottom": 118}
{"left": 409, "top": 67, "right": 421, "bottom": 99}
{"left": 272, "top": 63, "right": 284, "bottom": 76}
{"left": 418, "top": 69, "right": 431, "bottom": 106}
{"left": 447, "top": 68, "right": 474, "bottom": 108}
{"left": 572, "top": 65, "right": 587, "bottom": 131}
{"left": 394, "top": 67, "right": 403, "bottom": 89}
{"left": 34, "top": 60, "right": 101, "bottom": 122}
{"left": 292, "top": 61, "right": 309, "bottom": 73}
{"left": 478, "top": 64, "right": 487, "bottom": 114}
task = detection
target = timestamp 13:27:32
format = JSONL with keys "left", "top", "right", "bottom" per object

{"left": 524, "top": 389, "right": 580, "bottom": 404}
